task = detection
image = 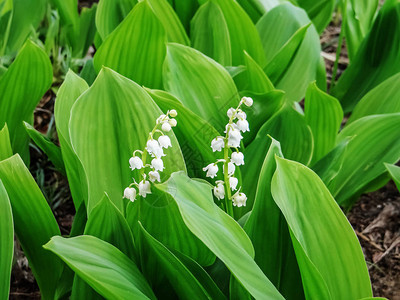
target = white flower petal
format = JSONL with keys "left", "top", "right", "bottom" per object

{"left": 242, "top": 96, "right": 253, "bottom": 107}
{"left": 151, "top": 158, "right": 164, "bottom": 171}
{"left": 213, "top": 182, "right": 225, "bottom": 200}
{"left": 232, "top": 192, "right": 247, "bottom": 207}
{"left": 123, "top": 187, "right": 137, "bottom": 202}
{"left": 129, "top": 156, "right": 144, "bottom": 170}
{"left": 211, "top": 137, "right": 224, "bottom": 152}
{"left": 148, "top": 171, "right": 161, "bottom": 183}
{"left": 229, "top": 177, "right": 238, "bottom": 191}
{"left": 203, "top": 163, "right": 219, "bottom": 178}
{"left": 138, "top": 180, "right": 151, "bottom": 198}
{"left": 162, "top": 122, "right": 172, "bottom": 132}
{"left": 231, "top": 152, "right": 244, "bottom": 166}
{"left": 158, "top": 135, "right": 172, "bottom": 149}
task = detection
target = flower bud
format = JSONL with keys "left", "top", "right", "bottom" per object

{"left": 242, "top": 96, "right": 253, "bottom": 107}
{"left": 168, "top": 118, "right": 177, "bottom": 127}
{"left": 169, "top": 109, "right": 177, "bottom": 117}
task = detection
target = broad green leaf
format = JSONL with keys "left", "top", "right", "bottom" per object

{"left": 94, "top": 1, "right": 166, "bottom": 89}
{"left": 166, "top": 0, "right": 198, "bottom": 33}
{"left": 0, "top": 40, "right": 52, "bottom": 163}
{"left": 331, "top": 113, "right": 400, "bottom": 207}
{"left": 54, "top": 70, "right": 89, "bottom": 209}
{"left": 44, "top": 235, "right": 156, "bottom": 300}
{"left": 271, "top": 157, "right": 372, "bottom": 299}
{"left": 332, "top": 0, "right": 400, "bottom": 113}
{"left": 347, "top": 72, "right": 400, "bottom": 125}
{"left": 304, "top": 82, "right": 343, "bottom": 165}
{"left": 139, "top": 223, "right": 224, "bottom": 300}
{"left": 145, "top": 0, "right": 189, "bottom": 45}
{"left": 69, "top": 67, "right": 185, "bottom": 214}
{"left": 385, "top": 163, "right": 400, "bottom": 191}
{"left": 235, "top": 51, "right": 274, "bottom": 93}
{"left": 146, "top": 88, "right": 220, "bottom": 179}
{"left": 3, "top": 0, "right": 46, "bottom": 54}
{"left": 243, "top": 139, "right": 304, "bottom": 299}
{"left": 257, "top": 3, "right": 321, "bottom": 102}
{"left": 296, "top": 0, "right": 335, "bottom": 33}
{"left": 191, "top": 1, "right": 232, "bottom": 66}
{"left": 0, "top": 180, "right": 13, "bottom": 299}
{"left": 0, "top": 124, "right": 12, "bottom": 160}
{"left": 72, "top": 194, "right": 136, "bottom": 299}
{"left": 157, "top": 172, "right": 284, "bottom": 300}
{"left": 75, "top": 4, "right": 97, "bottom": 58}
{"left": 344, "top": 0, "right": 379, "bottom": 61}
{"left": 211, "top": 0, "right": 266, "bottom": 66}
{"left": 0, "top": 0, "right": 13, "bottom": 55}
{"left": 163, "top": 43, "right": 239, "bottom": 133}
{"left": 0, "top": 155, "right": 62, "bottom": 299}
{"left": 95, "top": 0, "right": 137, "bottom": 40}
{"left": 23, "top": 122, "right": 66, "bottom": 175}
{"left": 236, "top": 0, "right": 271, "bottom": 23}
{"left": 80, "top": 58, "right": 97, "bottom": 86}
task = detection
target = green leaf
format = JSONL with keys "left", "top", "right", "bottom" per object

{"left": 95, "top": 0, "right": 136, "bottom": 40}
{"left": 146, "top": 88, "right": 220, "bottom": 179}
{"left": 76, "top": 4, "right": 97, "bottom": 58}
{"left": 139, "top": 222, "right": 224, "bottom": 299}
{"left": 0, "top": 180, "right": 13, "bottom": 299}
{"left": 0, "top": 40, "right": 52, "bottom": 163}
{"left": 145, "top": 0, "right": 190, "bottom": 45}
{"left": 72, "top": 194, "right": 136, "bottom": 299}
{"left": 331, "top": 113, "right": 400, "bottom": 207}
{"left": 3, "top": 0, "right": 47, "bottom": 55}
{"left": 344, "top": 0, "right": 379, "bottom": 61}
{"left": 0, "top": 124, "right": 12, "bottom": 160}
{"left": 271, "top": 157, "right": 372, "bottom": 299}
{"left": 385, "top": 163, "right": 400, "bottom": 191}
{"left": 347, "top": 72, "right": 400, "bottom": 125}
{"left": 157, "top": 172, "right": 284, "bottom": 300}
{"left": 44, "top": 235, "right": 156, "bottom": 300}
{"left": 256, "top": 3, "right": 321, "bottom": 102}
{"left": 191, "top": 0, "right": 232, "bottom": 66}
{"left": 0, "top": 0, "right": 13, "bottom": 55}
{"left": 23, "top": 122, "right": 66, "bottom": 175}
{"left": 0, "top": 155, "right": 62, "bottom": 299}
{"left": 94, "top": 1, "right": 166, "bottom": 89}
{"left": 163, "top": 43, "right": 239, "bottom": 133}
{"left": 69, "top": 67, "right": 185, "bottom": 214}
{"left": 296, "top": 0, "right": 335, "bottom": 33}
{"left": 212, "top": 0, "right": 266, "bottom": 66}
{"left": 243, "top": 139, "right": 304, "bottom": 299}
{"left": 166, "top": 0, "right": 198, "bottom": 33}
{"left": 80, "top": 58, "right": 97, "bottom": 86}
{"left": 54, "top": 70, "right": 89, "bottom": 210}
{"left": 332, "top": 0, "right": 400, "bottom": 113}
{"left": 304, "top": 82, "right": 343, "bottom": 165}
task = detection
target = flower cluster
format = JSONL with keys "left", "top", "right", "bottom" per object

{"left": 203, "top": 96, "right": 253, "bottom": 211}
{"left": 123, "top": 110, "right": 177, "bottom": 202}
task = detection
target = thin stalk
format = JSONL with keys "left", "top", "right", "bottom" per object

{"left": 223, "top": 138, "right": 234, "bottom": 217}
{"left": 330, "top": 0, "right": 348, "bottom": 91}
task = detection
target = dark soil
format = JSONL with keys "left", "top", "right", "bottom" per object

{"left": 9, "top": 7, "right": 400, "bottom": 300}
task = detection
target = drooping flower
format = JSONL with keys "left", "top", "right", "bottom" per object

{"left": 229, "top": 177, "right": 238, "bottom": 191}
{"left": 227, "top": 128, "right": 242, "bottom": 148}
{"left": 213, "top": 181, "right": 225, "bottom": 200}
{"left": 161, "top": 122, "right": 172, "bottom": 132}
{"left": 124, "top": 187, "right": 137, "bottom": 202}
{"left": 158, "top": 135, "right": 172, "bottom": 149}
{"left": 231, "top": 152, "right": 244, "bottom": 166}
{"left": 156, "top": 114, "right": 167, "bottom": 124}
{"left": 232, "top": 192, "right": 247, "bottom": 207}
{"left": 138, "top": 180, "right": 151, "bottom": 197}
{"left": 236, "top": 119, "right": 249, "bottom": 132}
{"left": 129, "top": 156, "right": 144, "bottom": 170}
{"left": 146, "top": 139, "right": 164, "bottom": 158}
{"left": 237, "top": 110, "right": 246, "bottom": 120}
{"left": 224, "top": 162, "right": 235, "bottom": 176}
{"left": 227, "top": 108, "right": 236, "bottom": 118}
{"left": 211, "top": 137, "right": 224, "bottom": 152}
{"left": 148, "top": 171, "right": 161, "bottom": 183}
{"left": 168, "top": 119, "right": 177, "bottom": 127}
{"left": 203, "top": 163, "right": 219, "bottom": 178}
{"left": 242, "top": 96, "right": 253, "bottom": 107}
{"left": 151, "top": 158, "right": 164, "bottom": 172}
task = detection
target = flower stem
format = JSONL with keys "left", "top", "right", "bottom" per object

{"left": 223, "top": 137, "right": 234, "bottom": 217}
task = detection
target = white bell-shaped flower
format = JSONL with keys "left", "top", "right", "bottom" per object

{"left": 138, "top": 180, "right": 151, "bottom": 198}
{"left": 151, "top": 158, "right": 164, "bottom": 172}
{"left": 168, "top": 119, "right": 177, "bottom": 127}
{"left": 162, "top": 122, "right": 172, "bottom": 132}
{"left": 229, "top": 177, "right": 238, "bottom": 191}
{"left": 227, "top": 108, "right": 236, "bottom": 118}
{"left": 242, "top": 96, "right": 253, "bottom": 107}
{"left": 232, "top": 192, "right": 247, "bottom": 207}
{"left": 129, "top": 156, "right": 144, "bottom": 170}
{"left": 169, "top": 109, "right": 177, "bottom": 117}
{"left": 156, "top": 114, "right": 167, "bottom": 124}
{"left": 237, "top": 110, "right": 246, "bottom": 120}
{"left": 227, "top": 128, "right": 242, "bottom": 148}
{"left": 158, "top": 135, "right": 172, "bottom": 149}
{"left": 146, "top": 139, "right": 164, "bottom": 158}
{"left": 231, "top": 152, "right": 244, "bottom": 166}
{"left": 237, "top": 119, "right": 249, "bottom": 132}
{"left": 211, "top": 137, "right": 224, "bottom": 152}
{"left": 148, "top": 171, "right": 161, "bottom": 183}
{"left": 124, "top": 187, "right": 137, "bottom": 202}
{"left": 213, "top": 181, "right": 225, "bottom": 200}
{"left": 203, "top": 163, "right": 218, "bottom": 178}
{"left": 223, "top": 161, "right": 235, "bottom": 176}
